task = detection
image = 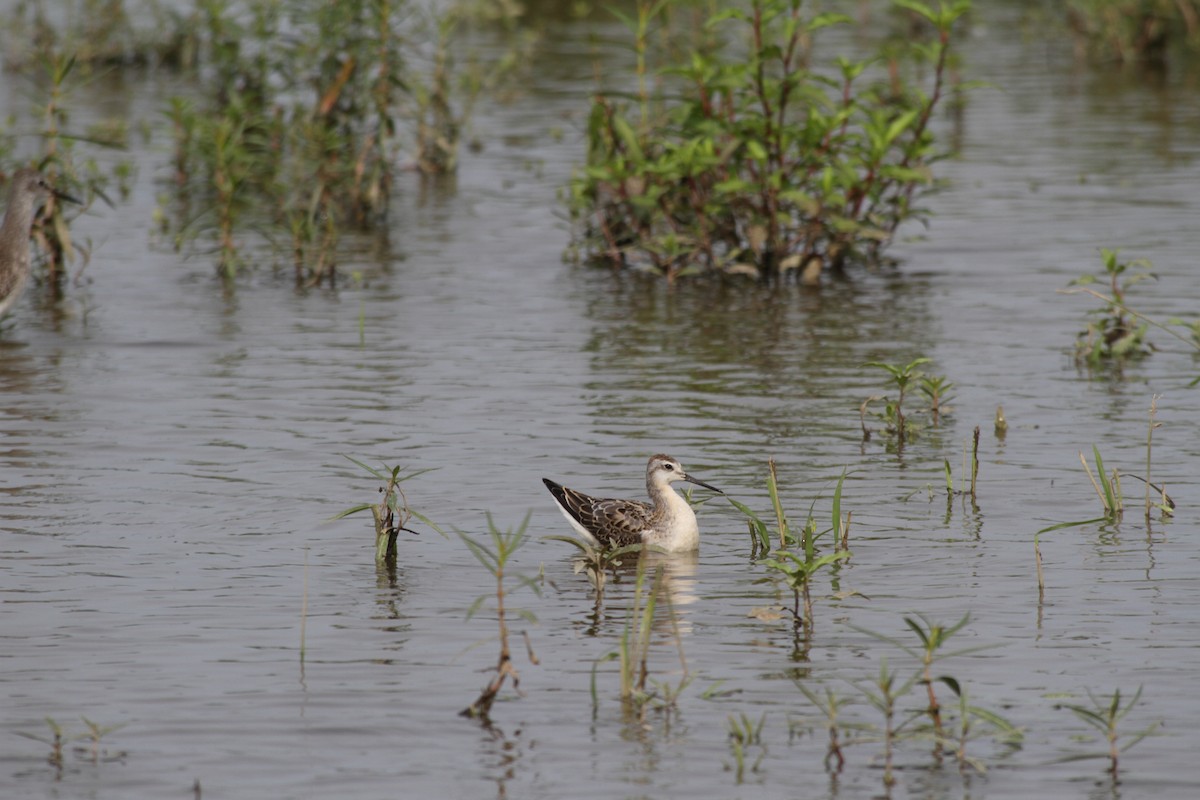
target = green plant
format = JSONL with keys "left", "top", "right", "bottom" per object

{"left": 1080, "top": 445, "right": 1123, "bottom": 519}
{"left": 567, "top": 0, "right": 970, "bottom": 282}
{"left": 591, "top": 555, "right": 690, "bottom": 719}
{"left": 856, "top": 613, "right": 996, "bottom": 762}
{"left": 905, "top": 613, "right": 965, "bottom": 754}
{"left": 1065, "top": 0, "right": 1200, "bottom": 66}
{"left": 793, "top": 683, "right": 857, "bottom": 772}
{"left": 164, "top": 0, "right": 525, "bottom": 282}
{"left": 1033, "top": 516, "right": 1108, "bottom": 597}
{"left": 1142, "top": 395, "right": 1174, "bottom": 518}
{"left": 919, "top": 373, "right": 955, "bottom": 425}
{"left": 16, "top": 717, "right": 70, "bottom": 770}
{"left": 332, "top": 456, "right": 442, "bottom": 562}
{"left": 726, "top": 711, "right": 767, "bottom": 783}
{"left": 939, "top": 680, "right": 1022, "bottom": 773}
{"left": 759, "top": 531, "right": 851, "bottom": 632}
{"left": 1057, "top": 685, "right": 1160, "bottom": 779}
{"left": 862, "top": 357, "right": 935, "bottom": 442}
{"left": 943, "top": 425, "right": 980, "bottom": 500}
{"left": 16, "top": 716, "right": 126, "bottom": 772}
{"left": 731, "top": 465, "right": 851, "bottom": 634}
{"left": 3, "top": 0, "right": 199, "bottom": 69}
{"left": 78, "top": 717, "right": 128, "bottom": 764}
{"left": 459, "top": 513, "right": 540, "bottom": 721}
{"left": 854, "top": 658, "right": 919, "bottom": 788}
{"left": 542, "top": 536, "right": 644, "bottom": 595}
{"left": 1068, "top": 248, "right": 1155, "bottom": 363}
{"left": 8, "top": 51, "right": 126, "bottom": 299}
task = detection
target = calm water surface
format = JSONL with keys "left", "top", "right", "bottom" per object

{"left": 3, "top": 4, "right": 1200, "bottom": 799}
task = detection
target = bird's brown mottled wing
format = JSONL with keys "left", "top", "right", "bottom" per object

{"left": 544, "top": 479, "right": 653, "bottom": 547}
{"left": 585, "top": 497, "right": 655, "bottom": 547}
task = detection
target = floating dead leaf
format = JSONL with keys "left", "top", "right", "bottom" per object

{"left": 748, "top": 606, "right": 785, "bottom": 621}
{"left": 725, "top": 262, "right": 761, "bottom": 277}
{"left": 747, "top": 224, "right": 767, "bottom": 254}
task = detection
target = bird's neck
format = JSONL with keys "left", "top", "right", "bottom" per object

{"left": 650, "top": 482, "right": 692, "bottom": 518}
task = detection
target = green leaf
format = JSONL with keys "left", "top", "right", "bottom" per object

{"left": 329, "top": 503, "right": 375, "bottom": 521}
{"left": 809, "top": 12, "right": 852, "bottom": 31}
{"left": 611, "top": 115, "right": 644, "bottom": 162}
{"left": 342, "top": 454, "right": 386, "bottom": 480}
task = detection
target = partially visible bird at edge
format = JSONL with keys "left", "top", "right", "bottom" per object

{"left": 543, "top": 454, "right": 723, "bottom": 553}
{"left": 0, "top": 167, "right": 80, "bottom": 318}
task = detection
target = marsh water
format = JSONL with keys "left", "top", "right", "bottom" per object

{"left": 4, "top": 4, "right": 1200, "bottom": 799}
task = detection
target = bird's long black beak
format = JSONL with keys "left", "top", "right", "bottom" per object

{"left": 684, "top": 474, "right": 723, "bottom": 494}
{"left": 53, "top": 186, "right": 81, "bottom": 205}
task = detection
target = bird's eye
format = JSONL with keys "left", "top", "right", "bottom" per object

{"left": 663, "top": 464, "right": 674, "bottom": 471}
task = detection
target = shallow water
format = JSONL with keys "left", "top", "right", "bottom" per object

{"left": 3, "top": 3, "right": 1200, "bottom": 799}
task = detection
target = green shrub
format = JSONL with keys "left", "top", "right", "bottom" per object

{"left": 567, "top": 0, "right": 969, "bottom": 283}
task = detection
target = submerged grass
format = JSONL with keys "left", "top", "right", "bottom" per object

{"left": 732, "top": 463, "right": 852, "bottom": 640}
{"left": 590, "top": 552, "right": 690, "bottom": 722}
{"left": 459, "top": 513, "right": 540, "bottom": 722}
{"left": 1056, "top": 685, "right": 1161, "bottom": 781}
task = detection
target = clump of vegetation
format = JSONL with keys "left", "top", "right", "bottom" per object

{"left": 1, "top": 0, "right": 197, "bottom": 69}
{"left": 732, "top": 461, "right": 852, "bottom": 656}
{"left": 1065, "top": 0, "right": 1200, "bottom": 66}
{"left": 567, "top": 0, "right": 970, "bottom": 283}
{"left": 543, "top": 534, "right": 643, "bottom": 595}
{"left": 2, "top": 51, "right": 129, "bottom": 303}
{"left": 861, "top": 357, "right": 954, "bottom": 443}
{"left": 162, "top": 0, "right": 526, "bottom": 281}
{"left": 1068, "top": 248, "right": 1156, "bottom": 363}
{"left": 17, "top": 716, "right": 127, "bottom": 776}
{"left": 849, "top": 615, "right": 1021, "bottom": 787}
{"left": 332, "top": 456, "right": 443, "bottom": 563}
{"left": 591, "top": 556, "right": 691, "bottom": 722}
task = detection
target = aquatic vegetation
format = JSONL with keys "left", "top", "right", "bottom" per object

{"left": 1063, "top": 250, "right": 1200, "bottom": 383}
{"left": 862, "top": 357, "right": 956, "bottom": 443}
{"left": 162, "top": 0, "right": 525, "bottom": 281}
{"left": 900, "top": 613, "right": 969, "bottom": 756}
{"left": 1065, "top": 0, "right": 1200, "bottom": 66}
{"left": 1080, "top": 445, "right": 1123, "bottom": 519}
{"left": 943, "top": 426, "right": 980, "bottom": 501}
{"left": 940, "top": 681, "right": 1023, "bottom": 773}
{"left": 16, "top": 717, "right": 69, "bottom": 771}
{"left": 78, "top": 717, "right": 128, "bottom": 765}
{"left": 919, "top": 373, "right": 955, "bottom": 426}
{"left": 332, "top": 456, "right": 443, "bottom": 563}
{"left": 1067, "top": 248, "right": 1155, "bottom": 363}
{"left": 542, "top": 535, "right": 643, "bottom": 595}
{"left": 726, "top": 711, "right": 767, "bottom": 783}
{"left": 855, "top": 613, "right": 1000, "bottom": 761}
{"left": 1056, "top": 685, "right": 1160, "bottom": 780}
{"left": 3, "top": 52, "right": 127, "bottom": 301}
{"left": 1, "top": 0, "right": 196, "bottom": 69}
{"left": 732, "top": 463, "right": 851, "bottom": 636}
{"left": 842, "top": 615, "right": 1020, "bottom": 786}
{"left": 17, "top": 716, "right": 126, "bottom": 775}
{"left": 792, "top": 683, "right": 858, "bottom": 773}
{"left": 853, "top": 658, "right": 918, "bottom": 788}
{"left": 459, "top": 513, "right": 540, "bottom": 721}
{"left": 567, "top": 0, "right": 970, "bottom": 282}
{"left": 591, "top": 555, "right": 690, "bottom": 720}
